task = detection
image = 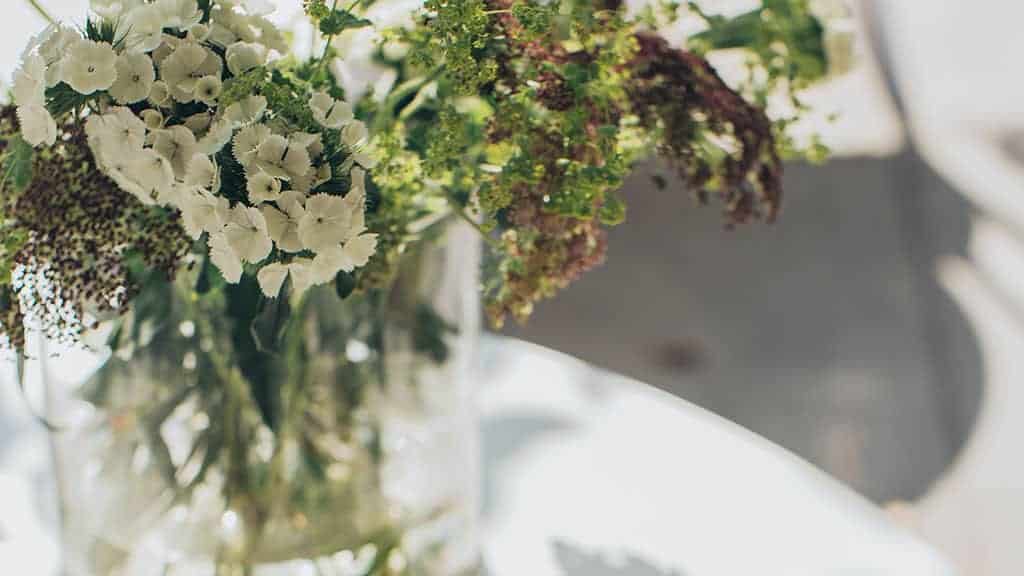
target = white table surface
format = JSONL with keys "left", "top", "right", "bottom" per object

{"left": 0, "top": 336, "right": 955, "bottom": 575}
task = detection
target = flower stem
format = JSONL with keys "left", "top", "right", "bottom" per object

{"left": 25, "top": 0, "right": 55, "bottom": 24}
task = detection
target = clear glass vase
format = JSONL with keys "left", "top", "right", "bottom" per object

{"left": 44, "top": 221, "right": 481, "bottom": 576}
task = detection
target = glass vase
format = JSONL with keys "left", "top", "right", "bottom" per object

{"left": 44, "top": 221, "right": 481, "bottom": 576}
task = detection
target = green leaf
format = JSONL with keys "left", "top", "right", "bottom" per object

{"left": 598, "top": 194, "right": 626, "bottom": 226}
{"left": 2, "top": 136, "right": 34, "bottom": 193}
{"left": 319, "top": 10, "right": 372, "bottom": 36}
{"left": 46, "top": 83, "right": 95, "bottom": 118}
{"left": 335, "top": 270, "right": 357, "bottom": 300}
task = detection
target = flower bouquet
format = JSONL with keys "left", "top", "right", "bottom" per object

{"left": 0, "top": 0, "right": 851, "bottom": 573}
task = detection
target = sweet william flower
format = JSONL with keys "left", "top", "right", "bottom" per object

{"left": 233, "top": 123, "right": 272, "bottom": 168}
{"left": 180, "top": 189, "right": 229, "bottom": 239}
{"left": 195, "top": 76, "right": 223, "bottom": 105}
{"left": 261, "top": 191, "right": 306, "bottom": 253}
{"left": 209, "top": 232, "right": 243, "bottom": 284}
{"left": 153, "top": 126, "right": 198, "bottom": 179}
{"left": 13, "top": 54, "right": 46, "bottom": 107}
{"left": 198, "top": 118, "right": 235, "bottom": 154}
{"left": 17, "top": 104, "right": 57, "bottom": 147}
{"left": 310, "top": 234, "right": 378, "bottom": 284}
{"left": 247, "top": 172, "right": 282, "bottom": 204}
{"left": 297, "top": 193, "right": 359, "bottom": 253}
{"left": 309, "top": 92, "right": 354, "bottom": 130}
{"left": 225, "top": 42, "right": 268, "bottom": 76}
{"left": 185, "top": 154, "right": 220, "bottom": 192}
{"left": 257, "top": 260, "right": 315, "bottom": 298}
{"left": 255, "top": 135, "right": 312, "bottom": 181}
{"left": 109, "top": 53, "right": 156, "bottom": 104}
{"left": 224, "top": 95, "right": 268, "bottom": 126}
{"left": 149, "top": 81, "right": 172, "bottom": 108}
{"left": 224, "top": 205, "right": 273, "bottom": 263}
{"left": 64, "top": 40, "right": 118, "bottom": 95}
{"left": 33, "top": 24, "right": 78, "bottom": 86}
{"left": 160, "top": 42, "right": 221, "bottom": 102}
{"left": 342, "top": 121, "right": 369, "bottom": 149}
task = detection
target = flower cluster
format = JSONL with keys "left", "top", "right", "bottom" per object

{"left": 0, "top": 0, "right": 849, "bottom": 352}
{"left": 11, "top": 0, "right": 378, "bottom": 304}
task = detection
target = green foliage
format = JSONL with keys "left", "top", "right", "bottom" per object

{"left": 319, "top": 9, "right": 373, "bottom": 35}
{"left": 45, "top": 83, "right": 95, "bottom": 118}
{"left": 688, "top": 0, "right": 828, "bottom": 87}
{"left": 419, "top": 0, "right": 498, "bottom": 94}
{"left": 84, "top": 17, "right": 124, "bottom": 46}
{"left": 2, "top": 135, "right": 34, "bottom": 193}
{"left": 335, "top": 270, "right": 357, "bottom": 299}
{"left": 511, "top": 2, "right": 556, "bottom": 37}
{"left": 220, "top": 67, "right": 271, "bottom": 107}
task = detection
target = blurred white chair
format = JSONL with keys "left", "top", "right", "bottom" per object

{"left": 875, "top": 1, "right": 1024, "bottom": 574}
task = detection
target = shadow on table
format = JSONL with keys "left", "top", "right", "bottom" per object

{"left": 552, "top": 541, "right": 688, "bottom": 576}
{"left": 481, "top": 413, "right": 574, "bottom": 519}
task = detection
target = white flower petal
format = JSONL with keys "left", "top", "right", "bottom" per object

{"left": 225, "top": 41, "right": 268, "bottom": 76}
{"left": 13, "top": 54, "right": 46, "bottom": 107}
{"left": 342, "top": 121, "right": 369, "bottom": 148}
{"left": 342, "top": 233, "right": 378, "bottom": 269}
{"left": 64, "top": 40, "right": 118, "bottom": 95}
{"left": 247, "top": 172, "right": 282, "bottom": 204}
{"left": 17, "top": 104, "right": 57, "bottom": 147}
{"left": 224, "top": 205, "right": 272, "bottom": 263}
{"left": 109, "top": 52, "right": 156, "bottom": 104}
{"left": 257, "top": 263, "right": 288, "bottom": 298}
{"left": 209, "top": 232, "right": 243, "bottom": 284}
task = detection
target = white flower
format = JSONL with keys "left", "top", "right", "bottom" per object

{"left": 309, "top": 92, "right": 354, "bottom": 130}
{"left": 224, "top": 205, "right": 273, "bottom": 263}
{"left": 198, "top": 118, "right": 235, "bottom": 154}
{"left": 110, "top": 53, "right": 156, "bottom": 104}
{"left": 149, "top": 81, "right": 172, "bottom": 107}
{"left": 233, "top": 123, "right": 272, "bottom": 168}
{"left": 159, "top": 0, "right": 203, "bottom": 30}
{"left": 257, "top": 260, "right": 314, "bottom": 298}
{"left": 141, "top": 109, "right": 165, "bottom": 131}
{"left": 225, "top": 42, "right": 268, "bottom": 76}
{"left": 209, "top": 232, "right": 243, "bottom": 283}
{"left": 64, "top": 40, "right": 118, "bottom": 95}
{"left": 91, "top": 0, "right": 141, "bottom": 20}
{"left": 195, "top": 76, "right": 223, "bottom": 105}
{"left": 246, "top": 172, "right": 282, "bottom": 204}
{"left": 297, "top": 193, "right": 364, "bottom": 253}
{"left": 310, "top": 234, "right": 378, "bottom": 284}
{"left": 34, "top": 24, "right": 79, "bottom": 86}
{"left": 342, "top": 233, "right": 378, "bottom": 268}
{"left": 13, "top": 54, "right": 46, "bottom": 107}
{"left": 17, "top": 105, "right": 57, "bottom": 147}
{"left": 255, "top": 135, "right": 312, "bottom": 180}
{"left": 153, "top": 126, "right": 198, "bottom": 179}
{"left": 160, "top": 42, "right": 221, "bottom": 102}
{"left": 184, "top": 111, "right": 213, "bottom": 134}
{"left": 185, "top": 154, "right": 220, "bottom": 192}
{"left": 342, "top": 121, "right": 369, "bottom": 149}
{"left": 261, "top": 191, "right": 305, "bottom": 253}
{"left": 223, "top": 95, "right": 268, "bottom": 126}
{"left": 180, "top": 189, "right": 229, "bottom": 238}
{"left": 105, "top": 149, "right": 175, "bottom": 205}
{"left": 85, "top": 107, "right": 147, "bottom": 165}
{"left": 293, "top": 132, "right": 324, "bottom": 160}
{"left": 189, "top": 24, "right": 212, "bottom": 43}
{"left": 122, "top": 4, "right": 168, "bottom": 53}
